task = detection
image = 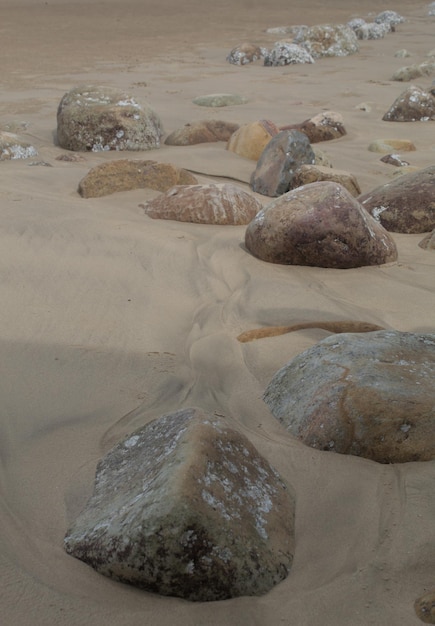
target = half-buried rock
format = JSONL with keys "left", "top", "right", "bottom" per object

{"left": 57, "top": 85, "right": 163, "bottom": 152}
{"left": 245, "top": 181, "right": 397, "bottom": 268}
{"left": 358, "top": 165, "right": 435, "bottom": 233}
{"left": 64, "top": 407, "right": 295, "bottom": 601}
{"left": 142, "top": 183, "right": 263, "bottom": 225}
{"left": 78, "top": 160, "right": 197, "bottom": 197}
{"left": 263, "top": 331, "right": 435, "bottom": 464}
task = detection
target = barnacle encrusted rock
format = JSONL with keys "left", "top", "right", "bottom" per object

{"left": 56, "top": 85, "right": 163, "bottom": 152}
{"left": 263, "top": 42, "right": 314, "bottom": 66}
{"left": 64, "top": 407, "right": 295, "bottom": 601}
{"left": 263, "top": 332, "right": 435, "bottom": 464}
{"left": 382, "top": 85, "right": 435, "bottom": 122}
{"left": 293, "top": 23, "right": 359, "bottom": 58}
{"left": 0, "top": 131, "right": 38, "bottom": 160}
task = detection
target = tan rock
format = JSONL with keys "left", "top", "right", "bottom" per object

{"left": 368, "top": 138, "right": 416, "bottom": 153}
{"left": 164, "top": 120, "right": 239, "bottom": 145}
{"left": 226, "top": 119, "right": 279, "bottom": 161}
{"left": 78, "top": 160, "right": 197, "bottom": 198}
{"left": 290, "top": 164, "right": 361, "bottom": 196}
{"left": 142, "top": 183, "right": 263, "bottom": 225}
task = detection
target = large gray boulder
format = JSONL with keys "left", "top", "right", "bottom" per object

{"left": 142, "top": 183, "right": 263, "bottom": 225}
{"left": 56, "top": 85, "right": 163, "bottom": 152}
{"left": 264, "top": 331, "right": 435, "bottom": 464}
{"left": 250, "top": 130, "right": 315, "bottom": 196}
{"left": 358, "top": 165, "right": 435, "bottom": 233}
{"left": 245, "top": 181, "right": 397, "bottom": 268}
{"left": 64, "top": 407, "right": 295, "bottom": 601}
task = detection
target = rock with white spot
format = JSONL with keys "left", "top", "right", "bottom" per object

{"left": 382, "top": 85, "right": 435, "bottom": 121}
{"left": 280, "top": 110, "right": 347, "bottom": 143}
{"left": 348, "top": 19, "right": 390, "bottom": 40}
{"left": 245, "top": 181, "right": 397, "bottom": 268}
{"left": 64, "top": 407, "right": 295, "bottom": 601}
{"left": 358, "top": 165, "right": 435, "bottom": 233}
{"left": 56, "top": 85, "right": 163, "bottom": 152}
{"left": 374, "top": 10, "right": 405, "bottom": 27}
{"left": 142, "top": 183, "right": 263, "bottom": 225}
{"left": 293, "top": 23, "right": 359, "bottom": 58}
{"left": 227, "top": 42, "right": 267, "bottom": 65}
{"left": 264, "top": 331, "right": 435, "bottom": 464}
{"left": 0, "top": 131, "right": 38, "bottom": 160}
{"left": 263, "top": 42, "right": 314, "bottom": 66}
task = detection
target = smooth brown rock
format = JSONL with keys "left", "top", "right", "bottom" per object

{"left": 57, "top": 85, "right": 163, "bottom": 151}
{"left": 245, "top": 181, "right": 397, "bottom": 268}
{"left": 78, "top": 160, "right": 198, "bottom": 198}
{"left": 281, "top": 111, "right": 346, "bottom": 143}
{"left": 226, "top": 119, "right": 279, "bottom": 161}
{"left": 64, "top": 407, "right": 295, "bottom": 601}
{"left": 290, "top": 164, "right": 361, "bottom": 196}
{"left": 382, "top": 85, "right": 435, "bottom": 122}
{"left": 164, "top": 120, "right": 239, "bottom": 145}
{"left": 264, "top": 331, "right": 435, "bottom": 463}
{"left": 142, "top": 183, "right": 263, "bottom": 225}
{"left": 368, "top": 138, "right": 416, "bottom": 153}
{"left": 358, "top": 165, "right": 435, "bottom": 233}
{"left": 250, "top": 130, "right": 315, "bottom": 197}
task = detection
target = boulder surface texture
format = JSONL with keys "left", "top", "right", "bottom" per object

{"left": 57, "top": 85, "right": 163, "bottom": 151}
{"left": 64, "top": 407, "right": 295, "bottom": 601}
{"left": 264, "top": 331, "right": 435, "bottom": 464}
{"left": 245, "top": 181, "right": 397, "bottom": 268}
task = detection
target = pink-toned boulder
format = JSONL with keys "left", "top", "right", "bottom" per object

{"left": 226, "top": 120, "right": 279, "bottom": 161}
{"left": 281, "top": 111, "right": 346, "bottom": 143}
{"left": 142, "top": 183, "right": 263, "bottom": 225}
{"left": 358, "top": 165, "right": 435, "bottom": 233}
{"left": 164, "top": 120, "right": 239, "bottom": 146}
{"left": 245, "top": 181, "right": 397, "bottom": 268}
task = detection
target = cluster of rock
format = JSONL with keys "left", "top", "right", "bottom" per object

{"left": 227, "top": 11, "right": 404, "bottom": 66}
{"left": 263, "top": 331, "right": 435, "bottom": 464}
{"left": 64, "top": 407, "right": 295, "bottom": 601}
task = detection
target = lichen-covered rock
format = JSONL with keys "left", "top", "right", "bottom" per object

{"left": 142, "top": 183, "right": 263, "bottom": 225}
{"left": 192, "top": 93, "right": 247, "bottom": 107}
{"left": 391, "top": 62, "right": 435, "bottom": 82}
{"left": 226, "top": 42, "right": 267, "bottom": 65}
{"left": 290, "top": 164, "right": 361, "bottom": 196}
{"left": 358, "top": 165, "right": 435, "bottom": 233}
{"left": 293, "top": 23, "right": 359, "bottom": 58}
{"left": 226, "top": 119, "right": 279, "bottom": 161}
{"left": 250, "top": 130, "right": 315, "bottom": 197}
{"left": 263, "top": 42, "right": 314, "bottom": 66}
{"left": 348, "top": 19, "right": 390, "bottom": 40}
{"left": 78, "top": 160, "right": 198, "bottom": 198}
{"left": 245, "top": 181, "right": 397, "bottom": 268}
{"left": 281, "top": 111, "right": 346, "bottom": 143}
{"left": 382, "top": 85, "right": 435, "bottom": 121}
{"left": 419, "top": 229, "right": 435, "bottom": 250}
{"left": 0, "top": 131, "right": 38, "bottom": 160}
{"left": 368, "top": 138, "right": 416, "bottom": 153}
{"left": 64, "top": 407, "right": 295, "bottom": 601}
{"left": 56, "top": 85, "right": 163, "bottom": 152}
{"left": 164, "top": 120, "right": 239, "bottom": 145}
{"left": 263, "top": 331, "right": 435, "bottom": 464}
{"left": 374, "top": 10, "right": 405, "bottom": 27}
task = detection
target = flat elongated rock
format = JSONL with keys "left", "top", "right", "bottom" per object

{"left": 382, "top": 85, "right": 435, "bottom": 121}
{"left": 227, "top": 119, "right": 279, "bottom": 161}
{"left": 263, "top": 331, "right": 435, "bottom": 464}
{"left": 250, "top": 130, "right": 315, "bottom": 197}
{"left": 245, "top": 181, "right": 397, "bottom": 268}
{"left": 391, "top": 62, "right": 435, "bottom": 82}
{"left": 64, "top": 407, "right": 295, "bottom": 601}
{"left": 290, "top": 164, "right": 361, "bottom": 196}
{"left": 358, "top": 165, "right": 435, "bottom": 233}
{"left": 368, "top": 138, "right": 416, "bottom": 153}
{"left": 57, "top": 85, "right": 163, "bottom": 151}
{"left": 78, "top": 160, "right": 198, "bottom": 198}
{"left": 142, "top": 183, "right": 263, "bottom": 225}
{"left": 164, "top": 120, "right": 239, "bottom": 145}
{"left": 193, "top": 93, "right": 247, "bottom": 107}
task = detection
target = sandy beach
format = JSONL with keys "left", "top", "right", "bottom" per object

{"left": 1, "top": 1, "right": 435, "bottom": 624}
